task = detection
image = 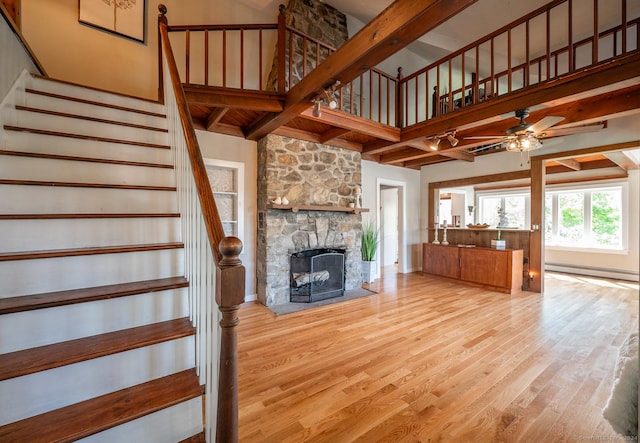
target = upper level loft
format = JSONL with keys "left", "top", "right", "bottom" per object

{"left": 160, "top": 0, "right": 640, "bottom": 169}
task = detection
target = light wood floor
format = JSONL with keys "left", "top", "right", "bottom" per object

{"left": 237, "top": 270, "right": 639, "bottom": 442}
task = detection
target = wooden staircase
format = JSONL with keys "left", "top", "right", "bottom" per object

{"left": 0, "top": 75, "right": 207, "bottom": 442}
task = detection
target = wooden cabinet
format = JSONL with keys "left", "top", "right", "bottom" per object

{"left": 422, "top": 243, "right": 523, "bottom": 294}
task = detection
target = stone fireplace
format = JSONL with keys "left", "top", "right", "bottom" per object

{"left": 256, "top": 134, "right": 363, "bottom": 306}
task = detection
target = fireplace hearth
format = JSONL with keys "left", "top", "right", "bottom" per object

{"left": 290, "top": 249, "right": 345, "bottom": 302}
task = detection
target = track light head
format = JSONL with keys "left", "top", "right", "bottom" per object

{"left": 447, "top": 133, "right": 459, "bottom": 147}
{"left": 312, "top": 100, "right": 321, "bottom": 117}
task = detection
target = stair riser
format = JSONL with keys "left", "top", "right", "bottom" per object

{"left": 24, "top": 92, "right": 167, "bottom": 130}
{"left": 15, "top": 108, "right": 168, "bottom": 145}
{"left": 26, "top": 77, "right": 165, "bottom": 115}
{"left": 0, "top": 249, "right": 185, "bottom": 296}
{"left": 0, "top": 288, "right": 189, "bottom": 354}
{"left": 0, "top": 185, "right": 178, "bottom": 214}
{"left": 76, "top": 397, "right": 203, "bottom": 443}
{"left": 0, "top": 218, "right": 181, "bottom": 253}
{"left": 2, "top": 130, "right": 173, "bottom": 164}
{"left": 0, "top": 155, "right": 175, "bottom": 187}
{"left": 0, "top": 337, "right": 195, "bottom": 426}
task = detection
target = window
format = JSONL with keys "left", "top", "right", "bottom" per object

{"left": 477, "top": 192, "right": 529, "bottom": 228}
{"left": 545, "top": 185, "right": 623, "bottom": 250}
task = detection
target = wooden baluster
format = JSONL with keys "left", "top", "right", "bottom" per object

{"left": 216, "top": 236, "right": 245, "bottom": 443}
{"left": 277, "top": 4, "right": 286, "bottom": 93}
{"left": 396, "top": 67, "right": 403, "bottom": 128}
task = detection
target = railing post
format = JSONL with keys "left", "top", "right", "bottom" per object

{"left": 157, "top": 4, "right": 167, "bottom": 104}
{"left": 215, "top": 237, "right": 245, "bottom": 443}
{"left": 277, "top": 4, "right": 286, "bottom": 94}
{"left": 395, "top": 67, "right": 403, "bottom": 128}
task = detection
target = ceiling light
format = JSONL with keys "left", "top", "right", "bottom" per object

{"left": 506, "top": 133, "right": 541, "bottom": 166}
{"left": 312, "top": 100, "right": 321, "bottom": 117}
{"left": 446, "top": 133, "right": 459, "bottom": 147}
{"left": 429, "top": 138, "right": 440, "bottom": 150}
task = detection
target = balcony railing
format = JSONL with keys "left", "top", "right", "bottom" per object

{"left": 163, "top": 0, "right": 638, "bottom": 130}
{"left": 399, "top": 0, "right": 640, "bottom": 127}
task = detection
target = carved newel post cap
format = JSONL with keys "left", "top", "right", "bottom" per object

{"left": 279, "top": 4, "right": 286, "bottom": 13}
{"left": 158, "top": 4, "right": 167, "bottom": 16}
{"left": 220, "top": 237, "right": 243, "bottom": 267}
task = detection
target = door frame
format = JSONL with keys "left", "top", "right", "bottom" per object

{"left": 376, "top": 178, "right": 407, "bottom": 276}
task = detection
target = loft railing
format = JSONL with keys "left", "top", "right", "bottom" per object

{"left": 159, "top": 6, "right": 245, "bottom": 443}
{"left": 163, "top": 3, "right": 398, "bottom": 126}
{"left": 399, "top": 0, "right": 640, "bottom": 127}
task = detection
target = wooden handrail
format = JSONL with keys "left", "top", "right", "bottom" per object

{"left": 159, "top": 11, "right": 225, "bottom": 264}
{"left": 159, "top": 6, "right": 246, "bottom": 442}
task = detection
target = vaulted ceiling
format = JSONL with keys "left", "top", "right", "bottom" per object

{"left": 187, "top": 0, "right": 640, "bottom": 169}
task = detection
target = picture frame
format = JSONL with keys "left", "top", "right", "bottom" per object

{"left": 79, "top": 0, "right": 146, "bottom": 43}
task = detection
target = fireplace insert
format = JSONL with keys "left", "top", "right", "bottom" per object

{"left": 290, "top": 249, "right": 345, "bottom": 302}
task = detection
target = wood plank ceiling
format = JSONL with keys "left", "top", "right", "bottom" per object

{"left": 184, "top": 0, "right": 640, "bottom": 170}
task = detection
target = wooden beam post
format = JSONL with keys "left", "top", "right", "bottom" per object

{"left": 215, "top": 237, "right": 245, "bottom": 443}
{"left": 529, "top": 157, "right": 545, "bottom": 293}
{"left": 157, "top": 5, "right": 167, "bottom": 104}
{"left": 396, "top": 67, "right": 404, "bottom": 128}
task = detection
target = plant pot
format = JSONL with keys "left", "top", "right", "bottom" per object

{"left": 361, "top": 260, "right": 376, "bottom": 283}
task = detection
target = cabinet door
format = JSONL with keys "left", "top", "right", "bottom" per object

{"left": 460, "top": 248, "right": 508, "bottom": 287}
{"left": 204, "top": 159, "right": 244, "bottom": 241}
{"left": 422, "top": 244, "right": 460, "bottom": 279}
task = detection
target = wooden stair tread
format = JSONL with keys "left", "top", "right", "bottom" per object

{"left": 0, "top": 178, "right": 176, "bottom": 191}
{"left": 15, "top": 105, "right": 168, "bottom": 133}
{"left": 0, "top": 149, "right": 173, "bottom": 169}
{"left": 0, "top": 369, "right": 202, "bottom": 442}
{"left": 0, "top": 242, "right": 184, "bottom": 262}
{"left": 179, "top": 432, "right": 206, "bottom": 443}
{"left": 0, "top": 317, "right": 195, "bottom": 381}
{"left": 0, "top": 213, "right": 180, "bottom": 220}
{"left": 3, "top": 125, "right": 170, "bottom": 149}
{"left": 26, "top": 87, "right": 166, "bottom": 118}
{"left": 0, "top": 276, "right": 189, "bottom": 315}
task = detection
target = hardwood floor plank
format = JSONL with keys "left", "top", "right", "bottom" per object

{"left": 237, "top": 271, "right": 638, "bottom": 442}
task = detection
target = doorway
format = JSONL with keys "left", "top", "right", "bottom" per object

{"left": 376, "top": 179, "right": 406, "bottom": 278}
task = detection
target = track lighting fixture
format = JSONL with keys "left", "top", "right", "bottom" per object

{"left": 311, "top": 80, "right": 342, "bottom": 117}
{"left": 429, "top": 138, "right": 440, "bottom": 150}
{"left": 446, "top": 132, "right": 459, "bottom": 147}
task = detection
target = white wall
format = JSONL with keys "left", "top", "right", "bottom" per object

{"left": 21, "top": 0, "right": 282, "bottom": 100}
{"left": 362, "top": 160, "right": 421, "bottom": 273}
{"left": 420, "top": 114, "right": 640, "bottom": 281}
{"left": 196, "top": 130, "right": 258, "bottom": 298}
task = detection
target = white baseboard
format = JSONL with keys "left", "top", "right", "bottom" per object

{"left": 545, "top": 263, "right": 639, "bottom": 282}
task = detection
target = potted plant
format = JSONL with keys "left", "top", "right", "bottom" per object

{"left": 361, "top": 219, "right": 379, "bottom": 283}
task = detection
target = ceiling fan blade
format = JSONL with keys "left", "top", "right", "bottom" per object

{"left": 528, "top": 116, "right": 565, "bottom": 133}
{"left": 540, "top": 122, "right": 606, "bottom": 138}
{"left": 464, "top": 135, "right": 504, "bottom": 139}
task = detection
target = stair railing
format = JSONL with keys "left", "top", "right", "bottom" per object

{"left": 158, "top": 6, "right": 245, "bottom": 442}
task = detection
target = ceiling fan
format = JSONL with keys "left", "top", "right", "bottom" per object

{"left": 465, "top": 109, "right": 565, "bottom": 153}
{"left": 465, "top": 109, "right": 606, "bottom": 164}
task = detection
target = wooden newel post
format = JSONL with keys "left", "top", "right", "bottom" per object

{"left": 277, "top": 4, "right": 286, "bottom": 94}
{"left": 215, "top": 236, "right": 245, "bottom": 443}
{"left": 157, "top": 4, "right": 168, "bottom": 104}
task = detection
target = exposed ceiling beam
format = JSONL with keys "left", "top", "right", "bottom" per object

{"left": 184, "top": 85, "right": 283, "bottom": 112}
{"left": 439, "top": 149, "right": 475, "bottom": 162}
{"left": 604, "top": 151, "right": 640, "bottom": 170}
{"left": 319, "top": 127, "right": 352, "bottom": 144}
{"left": 299, "top": 107, "right": 400, "bottom": 141}
{"left": 272, "top": 126, "right": 363, "bottom": 151}
{"left": 206, "top": 107, "right": 229, "bottom": 130}
{"left": 244, "top": 0, "right": 479, "bottom": 140}
{"left": 554, "top": 158, "right": 581, "bottom": 171}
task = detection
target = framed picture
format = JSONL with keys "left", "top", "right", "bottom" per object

{"left": 79, "top": 0, "right": 146, "bottom": 43}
